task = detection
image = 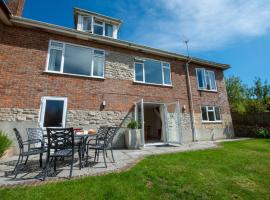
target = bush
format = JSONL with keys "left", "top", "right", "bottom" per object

{"left": 127, "top": 120, "right": 141, "bottom": 129}
{"left": 0, "top": 131, "right": 12, "bottom": 158}
{"left": 255, "top": 127, "right": 270, "bottom": 138}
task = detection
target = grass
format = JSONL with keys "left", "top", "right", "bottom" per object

{"left": 1, "top": 139, "right": 270, "bottom": 200}
{"left": 0, "top": 130, "right": 12, "bottom": 158}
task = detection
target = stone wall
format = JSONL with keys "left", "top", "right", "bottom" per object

{"left": 194, "top": 114, "right": 234, "bottom": 141}
{"left": 105, "top": 51, "right": 134, "bottom": 80}
{"left": 0, "top": 108, "right": 134, "bottom": 153}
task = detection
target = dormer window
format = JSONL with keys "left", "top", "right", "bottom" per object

{"left": 75, "top": 8, "right": 122, "bottom": 39}
{"left": 82, "top": 16, "right": 92, "bottom": 31}
{"left": 93, "top": 19, "right": 103, "bottom": 35}
{"left": 105, "top": 24, "right": 113, "bottom": 37}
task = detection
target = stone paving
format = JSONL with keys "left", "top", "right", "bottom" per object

{"left": 0, "top": 139, "right": 245, "bottom": 187}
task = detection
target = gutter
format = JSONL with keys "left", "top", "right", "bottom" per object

{"left": 185, "top": 59, "right": 197, "bottom": 142}
{"left": 10, "top": 16, "right": 230, "bottom": 70}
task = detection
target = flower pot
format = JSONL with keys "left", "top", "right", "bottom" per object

{"left": 125, "top": 129, "right": 142, "bottom": 149}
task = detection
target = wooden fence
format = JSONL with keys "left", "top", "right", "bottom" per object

{"left": 232, "top": 112, "right": 270, "bottom": 137}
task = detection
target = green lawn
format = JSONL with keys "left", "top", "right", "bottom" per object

{"left": 1, "top": 139, "right": 270, "bottom": 200}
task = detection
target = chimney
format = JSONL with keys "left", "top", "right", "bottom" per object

{"left": 7, "top": 0, "right": 25, "bottom": 16}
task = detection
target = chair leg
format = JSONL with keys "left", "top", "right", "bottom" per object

{"left": 43, "top": 155, "right": 50, "bottom": 181}
{"left": 14, "top": 155, "right": 24, "bottom": 179}
{"left": 69, "top": 154, "right": 74, "bottom": 179}
{"left": 24, "top": 156, "right": 29, "bottom": 165}
{"left": 94, "top": 149, "right": 97, "bottom": 163}
{"left": 78, "top": 147, "right": 82, "bottom": 169}
{"left": 103, "top": 149, "right": 107, "bottom": 168}
{"left": 96, "top": 150, "right": 100, "bottom": 162}
{"left": 54, "top": 157, "right": 57, "bottom": 172}
{"left": 39, "top": 153, "right": 43, "bottom": 168}
{"left": 105, "top": 149, "right": 108, "bottom": 158}
{"left": 13, "top": 154, "right": 21, "bottom": 174}
{"left": 110, "top": 148, "right": 115, "bottom": 163}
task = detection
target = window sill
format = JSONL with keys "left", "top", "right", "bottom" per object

{"left": 43, "top": 71, "right": 105, "bottom": 80}
{"left": 202, "top": 121, "right": 223, "bottom": 124}
{"left": 198, "top": 89, "right": 218, "bottom": 93}
{"left": 133, "top": 81, "right": 173, "bottom": 88}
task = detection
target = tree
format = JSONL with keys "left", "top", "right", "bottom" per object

{"left": 225, "top": 76, "right": 247, "bottom": 113}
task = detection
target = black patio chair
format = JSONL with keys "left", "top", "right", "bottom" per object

{"left": 24, "top": 128, "right": 45, "bottom": 165}
{"left": 86, "top": 127, "right": 119, "bottom": 167}
{"left": 43, "top": 128, "right": 75, "bottom": 180}
{"left": 13, "top": 128, "right": 46, "bottom": 178}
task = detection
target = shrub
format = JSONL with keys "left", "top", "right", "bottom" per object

{"left": 127, "top": 120, "right": 141, "bottom": 129}
{"left": 255, "top": 127, "right": 270, "bottom": 138}
{"left": 0, "top": 130, "right": 12, "bottom": 158}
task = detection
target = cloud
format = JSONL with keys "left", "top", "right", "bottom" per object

{"left": 118, "top": 0, "right": 270, "bottom": 53}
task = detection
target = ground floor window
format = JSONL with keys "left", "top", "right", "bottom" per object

{"left": 39, "top": 97, "right": 68, "bottom": 128}
{"left": 201, "top": 106, "right": 221, "bottom": 122}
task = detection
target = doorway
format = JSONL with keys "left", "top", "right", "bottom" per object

{"left": 135, "top": 99, "right": 182, "bottom": 146}
{"left": 144, "top": 103, "right": 163, "bottom": 143}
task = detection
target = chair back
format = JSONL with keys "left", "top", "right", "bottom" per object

{"left": 13, "top": 128, "right": 24, "bottom": 150}
{"left": 105, "top": 127, "right": 119, "bottom": 147}
{"left": 26, "top": 128, "right": 44, "bottom": 142}
{"left": 46, "top": 128, "right": 74, "bottom": 151}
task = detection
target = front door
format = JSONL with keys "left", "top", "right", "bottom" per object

{"left": 164, "top": 101, "right": 182, "bottom": 144}
{"left": 135, "top": 99, "right": 145, "bottom": 146}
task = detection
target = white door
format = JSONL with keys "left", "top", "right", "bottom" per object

{"left": 135, "top": 99, "right": 144, "bottom": 146}
{"left": 164, "top": 101, "right": 182, "bottom": 144}
{"left": 39, "top": 97, "right": 68, "bottom": 128}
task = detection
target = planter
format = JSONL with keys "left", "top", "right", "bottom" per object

{"left": 0, "top": 147, "right": 13, "bottom": 160}
{"left": 125, "top": 129, "right": 142, "bottom": 149}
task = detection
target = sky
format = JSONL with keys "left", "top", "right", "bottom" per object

{"left": 23, "top": 0, "right": 270, "bottom": 86}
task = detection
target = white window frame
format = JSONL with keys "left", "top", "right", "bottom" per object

{"left": 45, "top": 40, "right": 105, "bottom": 79}
{"left": 78, "top": 15, "right": 117, "bottom": 39}
{"left": 196, "top": 68, "right": 217, "bottom": 92}
{"left": 38, "top": 96, "right": 68, "bottom": 128}
{"left": 82, "top": 16, "right": 93, "bottom": 32}
{"left": 201, "top": 106, "right": 222, "bottom": 123}
{"left": 133, "top": 58, "right": 172, "bottom": 86}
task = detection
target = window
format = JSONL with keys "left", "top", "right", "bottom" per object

{"left": 201, "top": 106, "right": 221, "bottom": 122}
{"left": 47, "top": 40, "right": 105, "bottom": 78}
{"left": 79, "top": 15, "right": 117, "bottom": 38}
{"left": 134, "top": 59, "right": 172, "bottom": 86}
{"left": 105, "top": 23, "right": 113, "bottom": 37}
{"left": 94, "top": 19, "right": 104, "bottom": 35}
{"left": 39, "top": 97, "right": 67, "bottom": 128}
{"left": 196, "top": 68, "right": 217, "bottom": 91}
{"left": 82, "top": 16, "right": 92, "bottom": 32}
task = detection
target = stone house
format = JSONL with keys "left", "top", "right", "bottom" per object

{"left": 0, "top": 0, "right": 234, "bottom": 153}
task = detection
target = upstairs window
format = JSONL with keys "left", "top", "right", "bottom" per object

{"left": 134, "top": 59, "right": 172, "bottom": 86}
{"left": 105, "top": 24, "right": 113, "bottom": 37}
{"left": 201, "top": 106, "right": 221, "bottom": 122}
{"left": 196, "top": 68, "right": 217, "bottom": 91}
{"left": 94, "top": 19, "right": 104, "bottom": 35}
{"left": 80, "top": 15, "right": 117, "bottom": 38}
{"left": 82, "top": 16, "right": 92, "bottom": 32}
{"left": 46, "top": 40, "right": 105, "bottom": 78}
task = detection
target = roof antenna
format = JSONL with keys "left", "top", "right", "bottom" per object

{"left": 184, "top": 40, "right": 190, "bottom": 58}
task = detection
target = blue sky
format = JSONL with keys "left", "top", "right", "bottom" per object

{"left": 23, "top": 0, "right": 270, "bottom": 86}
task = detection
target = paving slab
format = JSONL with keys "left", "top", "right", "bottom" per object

{"left": 0, "top": 139, "right": 246, "bottom": 187}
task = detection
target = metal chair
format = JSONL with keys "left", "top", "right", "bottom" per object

{"left": 43, "top": 128, "right": 75, "bottom": 180}
{"left": 86, "top": 127, "right": 119, "bottom": 167}
{"left": 24, "top": 128, "right": 45, "bottom": 165}
{"left": 13, "top": 128, "right": 45, "bottom": 178}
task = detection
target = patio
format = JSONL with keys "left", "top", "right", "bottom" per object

{"left": 0, "top": 140, "right": 223, "bottom": 187}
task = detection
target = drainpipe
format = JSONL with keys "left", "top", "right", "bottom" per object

{"left": 185, "top": 59, "right": 197, "bottom": 142}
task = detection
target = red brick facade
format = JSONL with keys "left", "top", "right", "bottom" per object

{"left": 0, "top": 24, "right": 230, "bottom": 116}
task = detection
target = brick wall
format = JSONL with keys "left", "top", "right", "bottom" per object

{"left": 0, "top": 23, "right": 233, "bottom": 151}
